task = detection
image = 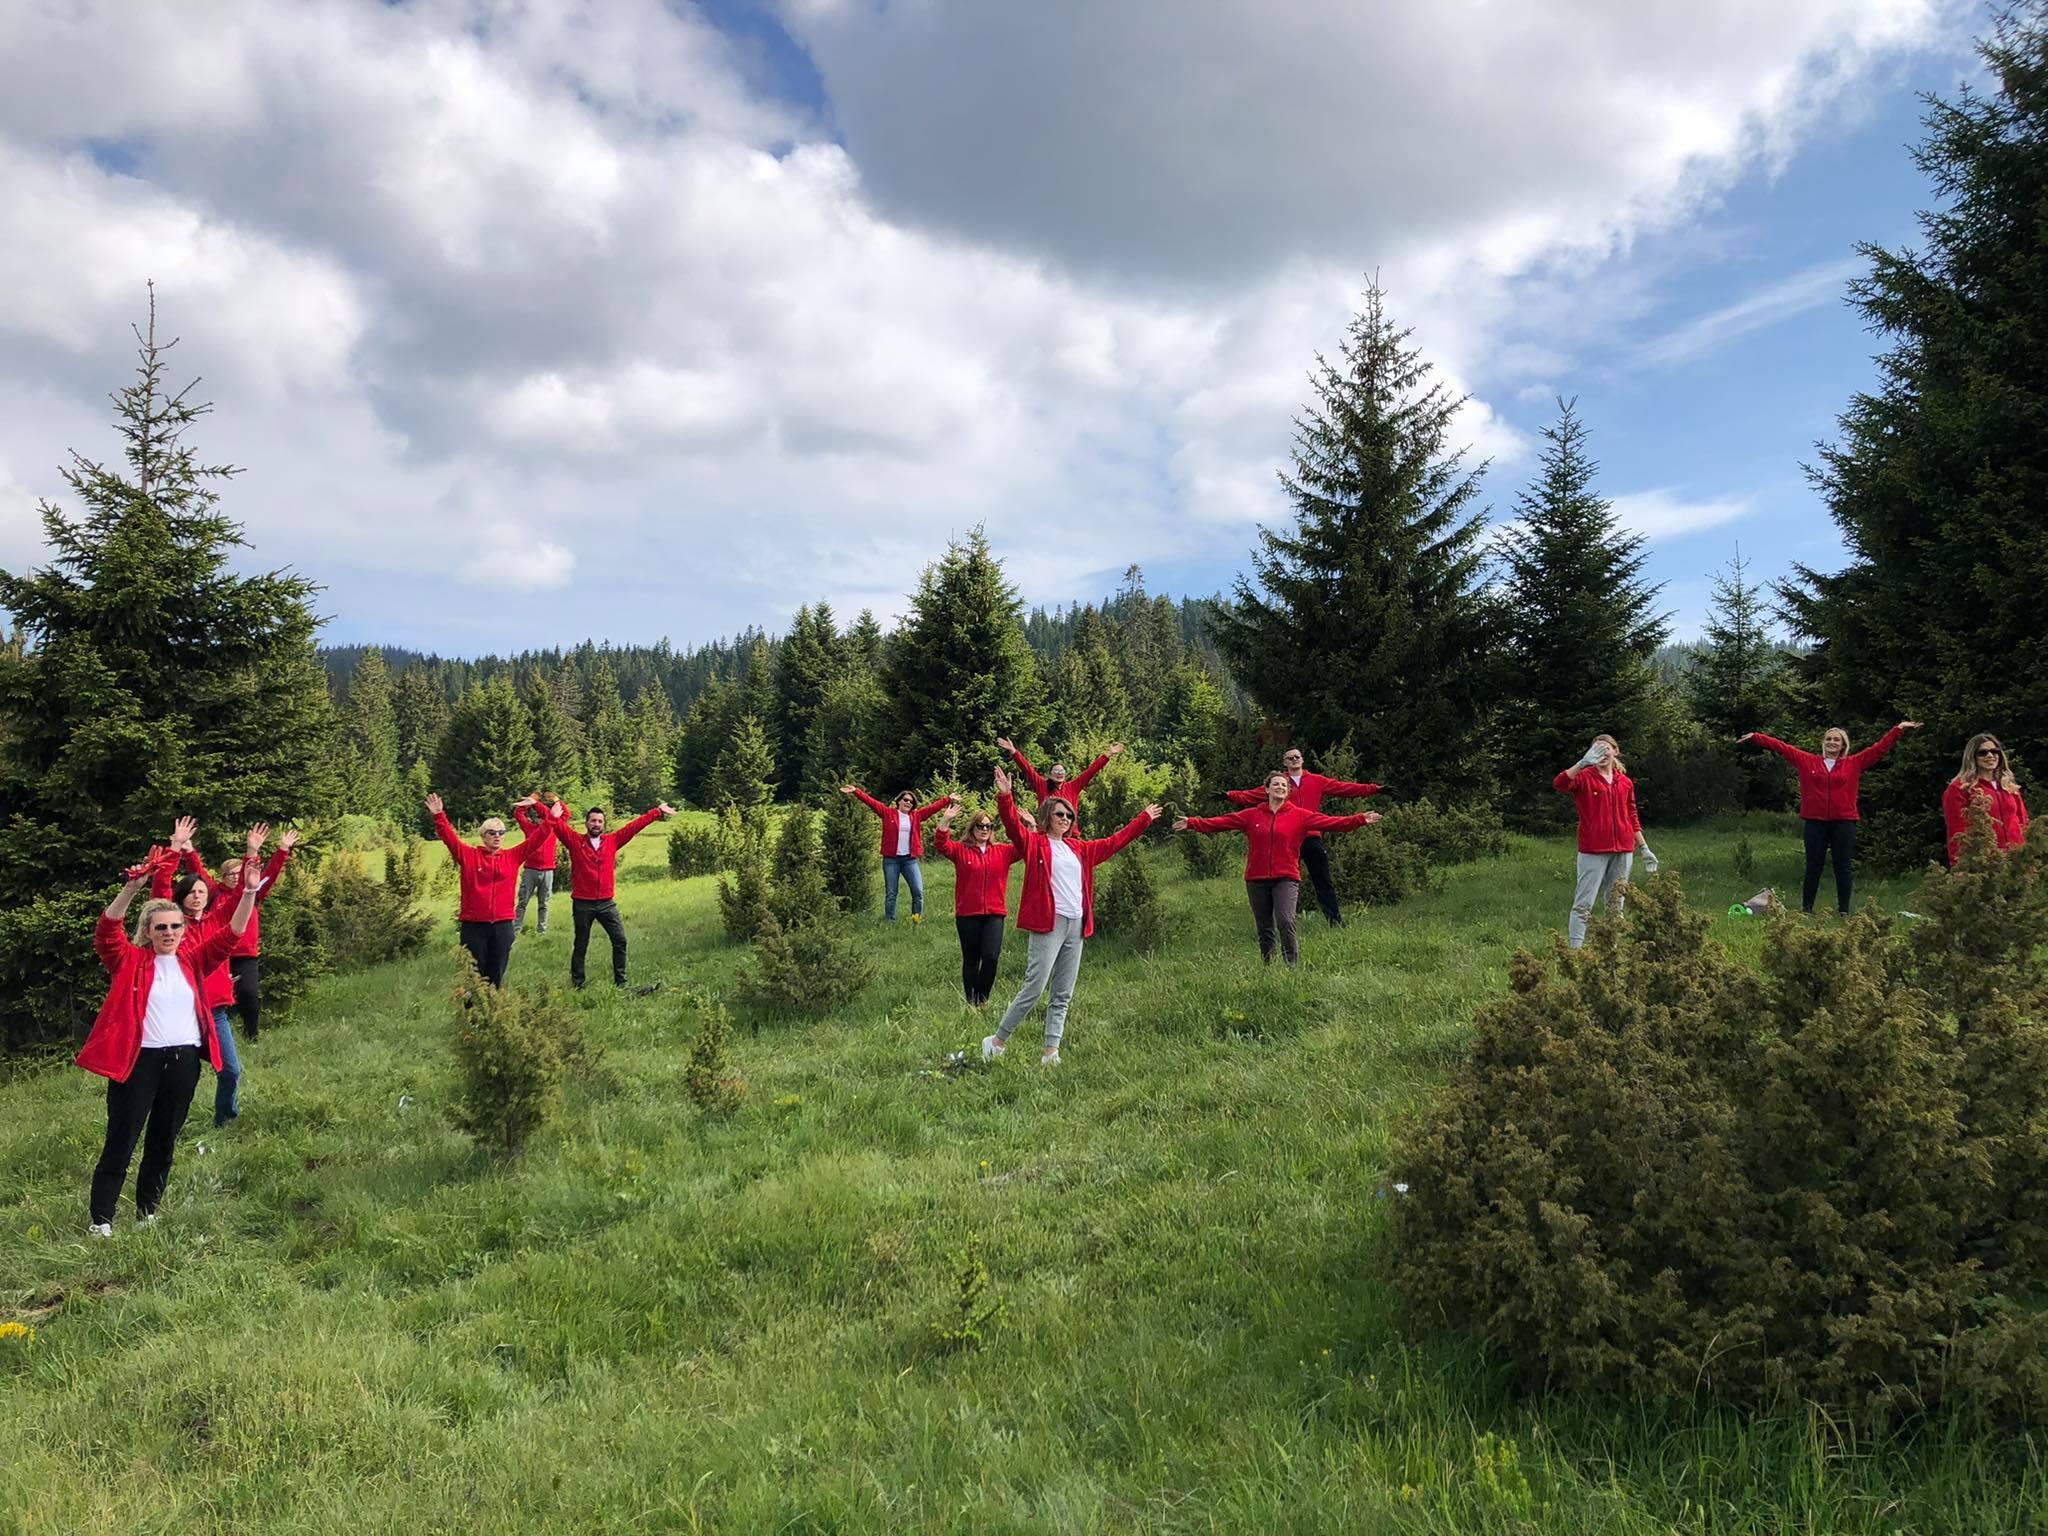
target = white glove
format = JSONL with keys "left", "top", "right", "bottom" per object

{"left": 1579, "top": 740, "right": 1607, "bottom": 768}
{"left": 1639, "top": 846, "right": 1659, "bottom": 875}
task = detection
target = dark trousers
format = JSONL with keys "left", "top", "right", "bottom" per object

{"left": 571, "top": 898, "right": 629, "bottom": 987}
{"left": 229, "top": 955, "right": 261, "bottom": 1040}
{"left": 1802, "top": 819, "right": 1857, "bottom": 913}
{"left": 1247, "top": 878, "right": 1302, "bottom": 965}
{"left": 955, "top": 914, "right": 1006, "bottom": 1004}
{"left": 459, "top": 919, "right": 516, "bottom": 987}
{"left": 90, "top": 1045, "right": 202, "bottom": 1224}
{"left": 1299, "top": 837, "right": 1343, "bottom": 925}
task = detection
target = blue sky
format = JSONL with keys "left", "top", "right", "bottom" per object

{"left": 0, "top": 0, "right": 1984, "bottom": 653}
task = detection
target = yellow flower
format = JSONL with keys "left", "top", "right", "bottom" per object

{"left": 0, "top": 1321, "right": 32, "bottom": 1344}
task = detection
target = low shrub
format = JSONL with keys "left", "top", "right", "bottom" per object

{"left": 1092, "top": 846, "right": 1172, "bottom": 953}
{"left": 449, "top": 951, "right": 574, "bottom": 1156}
{"left": 930, "top": 1234, "right": 1006, "bottom": 1355}
{"left": 717, "top": 848, "right": 775, "bottom": 944}
{"left": 1378, "top": 798, "right": 1509, "bottom": 866}
{"left": 1329, "top": 829, "right": 1439, "bottom": 907}
{"left": 667, "top": 821, "right": 724, "bottom": 879}
{"left": 683, "top": 991, "right": 745, "bottom": 1110}
{"left": 309, "top": 851, "right": 435, "bottom": 971}
{"left": 743, "top": 912, "right": 875, "bottom": 1015}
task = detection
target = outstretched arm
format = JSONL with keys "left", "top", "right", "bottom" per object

{"left": 1223, "top": 787, "right": 1264, "bottom": 806}
{"left": 1298, "top": 809, "right": 1376, "bottom": 833}
{"left": 1065, "top": 753, "right": 1114, "bottom": 794}
{"left": 1849, "top": 723, "right": 1912, "bottom": 769}
{"left": 1176, "top": 808, "right": 1251, "bottom": 836}
{"left": 1315, "top": 776, "right": 1383, "bottom": 799}
{"left": 912, "top": 795, "right": 951, "bottom": 824}
{"left": 841, "top": 785, "right": 888, "bottom": 818}
{"left": 1741, "top": 732, "right": 1804, "bottom": 765}
{"left": 612, "top": 805, "right": 670, "bottom": 849}
{"left": 1087, "top": 806, "right": 1161, "bottom": 862}
{"left": 1004, "top": 747, "right": 1050, "bottom": 801}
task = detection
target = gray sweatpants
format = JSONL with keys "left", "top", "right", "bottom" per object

{"left": 996, "top": 914, "right": 1085, "bottom": 1051}
{"left": 1569, "top": 851, "right": 1633, "bottom": 947}
{"left": 516, "top": 868, "right": 553, "bottom": 932}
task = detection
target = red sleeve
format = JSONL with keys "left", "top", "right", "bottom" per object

{"left": 432, "top": 811, "right": 470, "bottom": 867}
{"left": 1007, "top": 749, "right": 1050, "bottom": 801}
{"left": 150, "top": 857, "right": 176, "bottom": 901}
{"left": 612, "top": 807, "right": 664, "bottom": 848}
{"left": 1748, "top": 733, "right": 1809, "bottom": 767}
{"left": 1628, "top": 783, "right": 1643, "bottom": 838}
{"left": 1553, "top": 770, "right": 1579, "bottom": 794}
{"left": 1084, "top": 810, "right": 1155, "bottom": 863}
{"left": 997, "top": 790, "right": 1031, "bottom": 848}
{"left": 913, "top": 797, "right": 950, "bottom": 824}
{"left": 546, "top": 803, "right": 587, "bottom": 864}
{"left": 1300, "top": 810, "right": 1370, "bottom": 833}
{"left": 851, "top": 788, "right": 888, "bottom": 818}
{"left": 1849, "top": 726, "right": 1904, "bottom": 770}
{"left": 253, "top": 846, "right": 291, "bottom": 907}
{"left": 1183, "top": 809, "right": 1253, "bottom": 835}
{"left": 513, "top": 805, "right": 538, "bottom": 837}
{"left": 1065, "top": 754, "right": 1111, "bottom": 793}
{"left": 2017, "top": 791, "right": 2031, "bottom": 840}
{"left": 1943, "top": 781, "right": 1969, "bottom": 859}
{"left": 931, "top": 829, "right": 964, "bottom": 865}
{"left": 1314, "top": 777, "right": 1382, "bottom": 799}
{"left": 95, "top": 915, "right": 130, "bottom": 974}
{"left": 1223, "top": 787, "right": 1262, "bottom": 806}
{"left": 193, "top": 911, "right": 243, "bottom": 973}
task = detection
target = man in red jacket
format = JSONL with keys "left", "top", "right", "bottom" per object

{"left": 1226, "top": 747, "right": 1382, "bottom": 928}
{"left": 543, "top": 797, "right": 675, "bottom": 988}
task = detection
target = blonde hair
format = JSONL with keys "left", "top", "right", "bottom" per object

{"left": 1957, "top": 733, "right": 2019, "bottom": 793}
{"left": 1821, "top": 725, "right": 1851, "bottom": 754}
{"left": 131, "top": 897, "right": 184, "bottom": 947}
{"left": 1593, "top": 734, "right": 1626, "bottom": 776}
{"left": 479, "top": 817, "right": 507, "bottom": 835}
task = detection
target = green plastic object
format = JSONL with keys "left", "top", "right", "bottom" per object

{"left": 1727, "top": 903, "right": 1751, "bottom": 918}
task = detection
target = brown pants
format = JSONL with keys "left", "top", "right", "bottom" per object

{"left": 1247, "top": 878, "right": 1301, "bottom": 965}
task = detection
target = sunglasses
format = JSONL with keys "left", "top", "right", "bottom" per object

{"left": 1050, "top": 808, "right": 1074, "bottom": 821}
{"left": 1978, "top": 748, "right": 2003, "bottom": 758}
{"left": 150, "top": 921, "right": 185, "bottom": 934}
{"left": 481, "top": 827, "right": 506, "bottom": 835}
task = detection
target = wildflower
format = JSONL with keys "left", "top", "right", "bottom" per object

{"left": 0, "top": 1321, "right": 33, "bottom": 1344}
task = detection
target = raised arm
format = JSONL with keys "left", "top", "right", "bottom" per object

{"left": 1848, "top": 723, "right": 1912, "bottom": 769}
{"left": 996, "top": 787, "right": 1031, "bottom": 849}
{"left": 1004, "top": 747, "right": 1050, "bottom": 801}
{"left": 196, "top": 855, "right": 265, "bottom": 970}
{"left": 1741, "top": 732, "right": 1806, "bottom": 765}
{"left": 512, "top": 798, "right": 540, "bottom": 838}
{"left": 612, "top": 804, "right": 671, "bottom": 849}
{"left": 253, "top": 831, "right": 298, "bottom": 905}
{"left": 1085, "top": 806, "right": 1161, "bottom": 862}
{"left": 426, "top": 794, "right": 468, "bottom": 863}
{"left": 841, "top": 785, "right": 888, "bottom": 818}
{"left": 1065, "top": 751, "right": 1115, "bottom": 794}
{"left": 912, "top": 795, "right": 951, "bottom": 825}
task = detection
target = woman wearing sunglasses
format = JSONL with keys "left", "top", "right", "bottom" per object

{"left": 1736, "top": 719, "right": 1919, "bottom": 913}
{"left": 1943, "top": 733, "right": 2029, "bottom": 863}
{"left": 983, "top": 763, "right": 1159, "bottom": 1066}
{"left": 76, "top": 836, "right": 266, "bottom": 1237}
{"left": 428, "top": 790, "right": 538, "bottom": 986}
{"left": 931, "top": 801, "right": 1022, "bottom": 1006}
{"left": 840, "top": 782, "right": 951, "bottom": 923}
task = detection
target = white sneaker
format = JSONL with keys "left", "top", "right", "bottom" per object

{"left": 88, "top": 1222, "right": 113, "bottom": 1239}
{"left": 1039, "top": 1050, "right": 1061, "bottom": 1068}
{"left": 139, "top": 1211, "right": 159, "bottom": 1226}
{"left": 980, "top": 1034, "right": 1005, "bottom": 1061}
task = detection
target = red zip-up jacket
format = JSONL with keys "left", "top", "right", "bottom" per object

{"left": 149, "top": 858, "right": 241, "bottom": 1010}
{"left": 1553, "top": 766, "right": 1641, "bottom": 855}
{"left": 199, "top": 846, "right": 291, "bottom": 959}
{"left": 511, "top": 804, "right": 559, "bottom": 871}
{"left": 1225, "top": 770, "right": 1382, "bottom": 834}
{"left": 76, "top": 913, "right": 240, "bottom": 1081}
{"left": 544, "top": 803, "right": 664, "bottom": 900}
{"left": 996, "top": 791, "right": 1152, "bottom": 937}
{"left": 1942, "top": 778, "right": 2030, "bottom": 862}
{"left": 931, "top": 828, "right": 1023, "bottom": 917}
{"left": 850, "top": 789, "right": 950, "bottom": 858}
{"left": 1184, "top": 802, "right": 1373, "bottom": 881}
{"left": 1748, "top": 726, "right": 1902, "bottom": 822}
{"left": 1007, "top": 748, "right": 1111, "bottom": 811}
{"left": 433, "top": 811, "right": 534, "bottom": 922}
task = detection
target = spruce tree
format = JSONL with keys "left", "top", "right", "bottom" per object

{"left": 583, "top": 656, "right": 632, "bottom": 802}
{"left": 845, "top": 609, "right": 886, "bottom": 672}
{"left": 1158, "top": 660, "right": 1229, "bottom": 764}
{"left": 711, "top": 713, "right": 778, "bottom": 813}
{"left": 0, "top": 292, "right": 337, "bottom": 1049}
{"left": 820, "top": 790, "right": 877, "bottom": 914}
{"left": 1781, "top": 2, "right": 2048, "bottom": 865}
{"left": 1692, "top": 548, "right": 1797, "bottom": 811}
{"left": 1211, "top": 280, "right": 1496, "bottom": 798}
{"left": 338, "top": 646, "right": 403, "bottom": 818}
{"left": 1493, "top": 401, "right": 1668, "bottom": 830}
{"left": 392, "top": 664, "right": 451, "bottom": 772}
{"left": 433, "top": 677, "right": 538, "bottom": 825}
{"left": 522, "top": 666, "right": 575, "bottom": 791}
{"left": 674, "top": 674, "right": 734, "bottom": 807}
{"left": 773, "top": 603, "right": 841, "bottom": 794}
{"left": 626, "top": 683, "right": 677, "bottom": 810}
{"left": 734, "top": 635, "right": 777, "bottom": 729}
{"left": 881, "top": 526, "right": 1046, "bottom": 787}
{"left": 800, "top": 669, "right": 888, "bottom": 798}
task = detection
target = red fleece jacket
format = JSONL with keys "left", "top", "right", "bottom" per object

{"left": 1184, "top": 802, "right": 1373, "bottom": 881}
{"left": 850, "top": 789, "right": 949, "bottom": 858}
{"left": 76, "top": 913, "right": 240, "bottom": 1081}
{"left": 433, "top": 810, "right": 534, "bottom": 922}
{"left": 1007, "top": 747, "right": 1111, "bottom": 811}
{"left": 1943, "top": 778, "right": 2030, "bottom": 862}
{"left": 931, "top": 828, "right": 1023, "bottom": 917}
{"left": 1748, "top": 726, "right": 1902, "bottom": 822}
{"left": 1224, "top": 770, "right": 1382, "bottom": 830}
{"left": 996, "top": 791, "right": 1152, "bottom": 937}
{"left": 546, "top": 803, "right": 664, "bottom": 900}
{"left": 1553, "top": 766, "right": 1642, "bottom": 855}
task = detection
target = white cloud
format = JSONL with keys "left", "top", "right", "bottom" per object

{"left": 1638, "top": 258, "right": 1866, "bottom": 366}
{"left": 1610, "top": 489, "right": 1756, "bottom": 540}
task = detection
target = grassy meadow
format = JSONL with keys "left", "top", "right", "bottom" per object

{"left": 2, "top": 815, "right": 2044, "bottom": 1534}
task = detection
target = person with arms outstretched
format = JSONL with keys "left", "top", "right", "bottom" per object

{"left": 543, "top": 797, "right": 676, "bottom": 987}
{"left": 1737, "top": 719, "right": 1918, "bottom": 913}
{"left": 840, "top": 783, "right": 950, "bottom": 923}
{"left": 510, "top": 790, "right": 562, "bottom": 934}
{"left": 1224, "top": 746, "right": 1382, "bottom": 927}
{"left": 931, "top": 801, "right": 1023, "bottom": 1005}
{"left": 427, "top": 792, "right": 535, "bottom": 986}
{"left": 995, "top": 736, "right": 1121, "bottom": 815}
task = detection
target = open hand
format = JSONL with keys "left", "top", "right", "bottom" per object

{"left": 656, "top": 803, "right": 677, "bottom": 819}
{"left": 1141, "top": 803, "right": 1163, "bottom": 819}
{"left": 1735, "top": 732, "right": 1754, "bottom": 744}
{"left": 1108, "top": 744, "right": 1125, "bottom": 757}
{"left": 245, "top": 822, "right": 270, "bottom": 856}
{"left": 1362, "top": 812, "right": 1383, "bottom": 825}
{"left": 992, "top": 764, "right": 1011, "bottom": 796}
{"left": 1899, "top": 720, "right": 1923, "bottom": 731}
{"left": 514, "top": 794, "right": 540, "bottom": 809}
{"left": 169, "top": 815, "right": 197, "bottom": 851}
{"left": 938, "top": 805, "right": 958, "bottom": 825}
{"left": 277, "top": 827, "right": 301, "bottom": 853}
{"left": 425, "top": 792, "right": 444, "bottom": 816}
{"left": 995, "top": 736, "right": 1014, "bottom": 754}
{"left": 1171, "top": 816, "right": 1190, "bottom": 832}
{"left": 838, "top": 785, "right": 858, "bottom": 796}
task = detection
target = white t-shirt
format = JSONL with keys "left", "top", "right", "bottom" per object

{"left": 1048, "top": 838, "right": 1084, "bottom": 920}
{"left": 1823, "top": 758, "right": 1838, "bottom": 772}
{"left": 895, "top": 815, "right": 912, "bottom": 858}
{"left": 140, "top": 954, "right": 201, "bottom": 1049}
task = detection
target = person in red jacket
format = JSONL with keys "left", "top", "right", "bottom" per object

{"left": 542, "top": 797, "right": 675, "bottom": 987}
{"left": 79, "top": 841, "right": 263, "bottom": 1237}
{"left": 931, "top": 802, "right": 1024, "bottom": 1005}
{"left": 427, "top": 791, "right": 538, "bottom": 986}
{"left": 982, "top": 764, "right": 1159, "bottom": 1066}
{"left": 1225, "top": 746, "right": 1382, "bottom": 927}
{"left": 995, "top": 736, "right": 1122, "bottom": 814}
{"left": 840, "top": 783, "right": 951, "bottom": 923}
{"left": 1738, "top": 719, "right": 1919, "bottom": 913}
{"left": 1554, "top": 734, "right": 1651, "bottom": 948}
{"left": 510, "top": 789, "right": 562, "bottom": 934}
{"left": 210, "top": 830, "right": 295, "bottom": 1042}
{"left": 1942, "top": 732, "right": 2030, "bottom": 864}
{"left": 1179, "top": 771, "right": 1379, "bottom": 966}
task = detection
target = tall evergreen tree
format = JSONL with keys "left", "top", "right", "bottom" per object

{"left": 392, "top": 664, "right": 451, "bottom": 772}
{"left": 674, "top": 674, "right": 734, "bottom": 807}
{"left": 734, "top": 635, "right": 777, "bottom": 729}
{"left": 801, "top": 669, "right": 888, "bottom": 798}
{"left": 1782, "top": 2, "right": 2048, "bottom": 864}
{"left": 711, "top": 713, "right": 778, "bottom": 812}
{"left": 522, "top": 665, "right": 575, "bottom": 791}
{"left": 881, "top": 527, "right": 1045, "bottom": 787}
{"left": 845, "top": 608, "right": 886, "bottom": 672}
{"left": 1211, "top": 280, "right": 1495, "bottom": 797}
{"left": 773, "top": 603, "right": 841, "bottom": 796}
{"left": 583, "top": 656, "right": 633, "bottom": 802}
{"left": 1492, "top": 400, "right": 1668, "bottom": 829}
{"left": 338, "top": 645, "right": 403, "bottom": 817}
{"left": 625, "top": 683, "right": 678, "bottom": 810}
{"left": 432, "top": 677, "right": 538, "bottom": 825}
{"left": 1694, "top": 548, "right": 1798, "bottom": 811}
{"left": 0, "top": 293, "right": 337, "bottom": 1049}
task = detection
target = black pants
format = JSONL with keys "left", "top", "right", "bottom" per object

{"left": 459, "top": 919, "right": 516, "bottom": 987}
{"left": 230, "top": 955, "right": 261, "bottom": 1040}
{"left": 91, "top": 1045, "right": 202, "bottom": 1224}
{"left": 571, "top": 898, "right": 628, "bottom": 987}
{"left": 955, "top": 914, "right": 1006, "bottom": 1004}
{"left": 1247, "top": 878, "right": 1302, "bottom": 965}
{"left": 1802, "top": 819, "right": 1857, "bottom": 913}
{"left": 1299, "top": 837, "right": 1343, "bottom": 926}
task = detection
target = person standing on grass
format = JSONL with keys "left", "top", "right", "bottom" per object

{"left": 1737, "top": 719, "right": 1919, "bottom": 913}
{"left": 1225, "top": 747, "right": 1382, "bottom": 927}
{"left": 995, "top": 736, "right": 1122, "bottom": 816}
{"left": 840, "top": 783, "right": 950, "bottom": 923}
{"left": 157, "top": 817, "right": 298, "bottom": 1126}
{"left": 932, "top": 802, "right": 1023, "bottom": 1006}
{"left": 207, "top": 826, "right": 295, "bottom": 1043}
{"left": 1177, "top": 771, "right": 1380, "bottom": 966}
{"left": 426, "top": 792, "right": 535, "bottom": 987}
{"left": 1554, "top": 734, "right": 1652, "bottom": 948}
{"left": 542, "top": 796, "right": 676, "bottom": 988}
{"left": 1943, "top": 732, "right": 2030, "bottom": 864}
{"left": 983, "top": 763, "right": 1159, "bottom": 1067}
{"left": 78, "top": 839, "right": 264, "bottom": 1237}
{"left": 510, "top": 790, "right": 562, "bottom": 935}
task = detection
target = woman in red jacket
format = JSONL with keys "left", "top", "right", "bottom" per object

{"left": 211, "top": 831, "right": 295, "bottom": 1042}
{"left": 840, "top": 783, "right": 950, "bottom": 923}
{"left": 1554, "top": 734, "right": 1651, "bottom": 948}
{"left": 1738, "top": 720, "right": 1918, "bottom": 913}
{"left": 1942, "top": 733, "right": 2030, "bottom": 863}
{"left": 931, "top": 802, "right": 1022, "bottom": 1005}
{"left": 1177, "top": 771, "right": 1379, "bottom": 966}
{"left": 1224, "top": 746, "right": 1382, "bottom": 927}
{"left": 428, "top": 791, "right": 537, "bottom": 986}
{"left": 79, "top": 841, "right": 263, "bottom": 1237}
{"left": 982, "top": 764, "right": 1158, "bottom": 1066}
{"left": 995, "top": 736, "right": 1121, "bottom": 814}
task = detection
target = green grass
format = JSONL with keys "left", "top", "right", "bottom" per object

{"left": 3, "top": 817, "right": 2043, "bottom": 1533}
